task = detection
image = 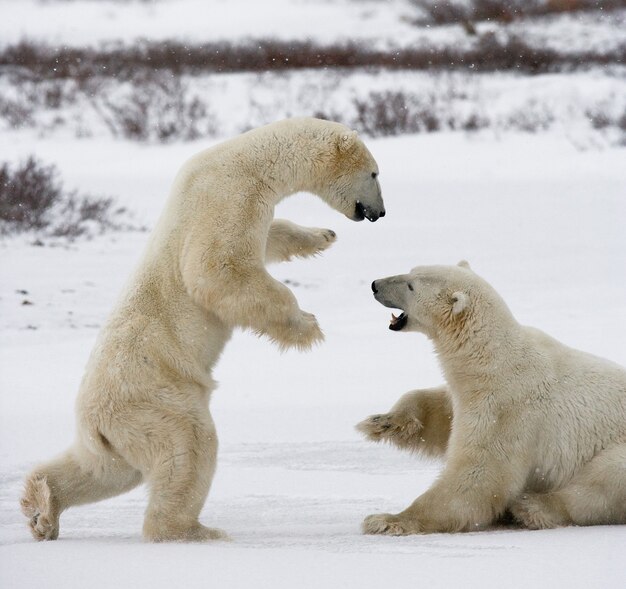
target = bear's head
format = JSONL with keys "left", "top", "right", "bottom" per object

{"left": 311, "top": 121, "right": 385, "bottom": 222}
{"left": 371, "top": 261, "right": 513, "bottom": 340}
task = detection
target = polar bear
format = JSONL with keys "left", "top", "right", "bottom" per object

{"left": 358, "top": 261, "right": 626, "bottom": 534}
{"left": 21, "top": 117, "right": 385, "bottom": 542}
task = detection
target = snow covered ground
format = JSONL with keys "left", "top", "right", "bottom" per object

{"left": 1, "top": 132, "right": 625, "bottom": 588}
{"left": 2, "top": 1, "right": 624, "bottom": 147}
{"left": 6, "top": 68, "right": 626, "bottom": 148}
{"left": 2, "top": 0, "right": 624, "bottom": 53}
{"left": 1, "top": 0, "right": 626, "bottom": 587}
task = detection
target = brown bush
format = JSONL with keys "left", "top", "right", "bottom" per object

{"left": 0, "top": 157, "right": 142, "bottom": 239}
{"left": 411, "top": 0, "right": 626, "bottom": 25}
{"left": 0, "top": 157, "right": 61, "bottom": 231}
{"left": 350, "top": 89, "right": 490, "bottom": 137}
{"left": 91, "top": 73, "right": 213, "bottom": 142}
{"left": 2, "top": 34, "right": 624, "bottom": 82}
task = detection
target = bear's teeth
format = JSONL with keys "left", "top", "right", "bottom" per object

{"left": 391, "top": 313, "right": 399, "bottom": 324}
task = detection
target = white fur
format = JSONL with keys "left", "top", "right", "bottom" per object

{"left": 21, "top": 118, "right": 383, "bottom": 542}
{"left": 359, "top": 261, "right": 626, "bottom": 534}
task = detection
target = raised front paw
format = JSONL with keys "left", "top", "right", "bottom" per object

{"left": 266, "top": 220, "right": 337, "bottom": 264}
{"left": 362, "top": 513, "right": 422, "bottom": 536}
{"left": 295, "top": 310, "right": 324, "bottom": 348}
{"left": 304, "top": 227, "right": 337, "bottom": 256}
{"left": 356, "top": 410, "right": 422, "bottom": 446}
{"left": 269, "top": 310, "right": 324, "bottom": 352}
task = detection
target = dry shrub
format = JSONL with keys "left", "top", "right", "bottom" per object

{"left": 411, "top": 0, "right": 626, "bottom": 25}
{"left": 91, "top": 73, "right": 213, "bottom": 142}
{"left": 2, "top": 35, "right": 624, "bottom": 81}
{"left": 353, "top": 91, "right": 439, "bottom": 136}
{"left": 0, "top": 157, "right": 142, "bottom": 239}
{"left": 585, "top": 104, "right": 626, "bottom": 144}
{"left": 505, "top": 101, "right": 555, "bottom": 132}
{"left": 351, "top": 89, "right": 489, "bottom": 137}
{"left": 0, "top": 157, "right": 61, "bottom": 231}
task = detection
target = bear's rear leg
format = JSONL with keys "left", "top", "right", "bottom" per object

{"left": 511, "top": 443, "right": 626, "bottom": 528}
{"left": 142, "top": 448, "right": 229, "bottom": 542}
{"left": 21, "top": 475, "right": 59, "bottom": 540}
{"left": 132, "top": 411, "right": 228, "bottom": 542}
{"left": 21, "top": 446, "right": 142, "bottom": 541}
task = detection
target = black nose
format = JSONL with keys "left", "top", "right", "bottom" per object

{"left": 371, "top": 281, "right": 378, "bottom": 294}
{"left": 379, "top": 210, "right": 386, "bottom": 218}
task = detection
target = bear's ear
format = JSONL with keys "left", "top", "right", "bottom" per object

{"left": 451, "top": 291, "right": 468, "bottom": 315}
{"left": 336, "top": 130, "right": 358, "bottom": 153}
{"left": 457, "top": 260, "right": 471, "bottom": 270}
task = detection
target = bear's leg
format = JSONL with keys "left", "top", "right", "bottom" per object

{"left": 356, "top": 386, "right": 452, "bottom": 457}
{"left": 21, "top": 446, "right": 141, "bottom": 540}
{"left": 194, "top": 265, "right": 324, "bottom": 351}
{"left": 184, "top": 237, "right": 324, "bottom": 350}
{"left": 362, "top": 478, "right": 511, "bottom": 536}
{"left": 265, "top": 219, "right": 336, "bottom": 263}
{"left": 118, "top": 407, "right": 226, "bottom": 542}
{"left": 511, "top": 443, "right": 626, "bottom": 529}
{"left": 362, "top": 435, "right": 522, "bottom": 535}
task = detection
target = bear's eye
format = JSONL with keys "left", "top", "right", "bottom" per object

{"left": 371, "top": 172, "right": 378, "bottom": 179}
{"left": 408, "top": 283, "right": 414, "bottom": 291}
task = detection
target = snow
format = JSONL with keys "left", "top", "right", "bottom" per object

{"left": 1, "top": 133, "right": 625, "bottom": 588}
{"left": 0, "top": 0, "right": 422, "bottom": 48}
{"left": 1, "top": 0, "right": 626, "bottom": 587}
{"left": 2, "top": 0, "right": 624, "bottom": 53}
{"left": 478, "top": 10, "right": 626, "bottom": 54}
{"left": 6, "top": 68, "right": 626, "bottom": 147}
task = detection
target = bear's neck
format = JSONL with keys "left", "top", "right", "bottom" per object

{"left": 433, "top": 310, "right": 527, "bottom": 400}
{"left": 242, "top": 126, "right": 332, "bottom": 200}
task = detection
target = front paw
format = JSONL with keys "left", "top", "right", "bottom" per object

{"left": 303, "top": 227, "right": 337, "bottom": 256}
{"left": 356, "top": 411, "right": 422, "bottom": 446}
{"left": 295, "top": 311, "right": 324, "bottom": 348}
{"left": 269, "top": 310, "right": 324, "bottom": 352}
{"left": 362, "top": 513, "right": 422, "bottom": 536}
{"left": 318, "top": 228, "right": 337, "bottom": 245}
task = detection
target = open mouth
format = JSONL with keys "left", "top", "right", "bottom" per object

{"left": 389, "top": 312, "right": 408, "bottom": 331}
{"left": 353, "top": 201, "right": 366, "bottom": 221}
{"left": 354, "top": 201, "right": 382, "bottom": 222}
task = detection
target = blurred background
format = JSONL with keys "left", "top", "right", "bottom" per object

{"left": 2, "top": 0, "right": 625, "bottom": 142}
{"left": 1, "top": 0, "right": 624, "bottom": 238}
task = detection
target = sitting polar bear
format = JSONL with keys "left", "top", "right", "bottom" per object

{"left": 21, "top": 117, "right": 385, "bottom": 542}
{"left": 358, "top": 261, "right": 626, "bottom": 534}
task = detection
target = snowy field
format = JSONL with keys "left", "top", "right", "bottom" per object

{"left": 2, "top": 0, "right": 625, "bottom": 53}
{"left": 1, "top": 1, "right": 626, "bottom": 588}
{"left": 2, "top": 133, "right": 625, "bottom": 588}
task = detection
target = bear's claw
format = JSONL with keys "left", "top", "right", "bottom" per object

{"left": 356, "top": 412, "right": 422, "bottom": 444}
{"left": 362, "top": 514, "right": 419, "bottom": 536}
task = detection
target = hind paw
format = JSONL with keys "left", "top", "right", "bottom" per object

{"left": 144, "top": 520, "right": 231, "bottom": 543}
{"left": 510, "top": 493, "right": 568, "bottom": 530}
{"left": 21, "top": 476, "right": 59, "bottom": 541}
{"left": 28, "top": 512, "right": 59, "bottom": 541}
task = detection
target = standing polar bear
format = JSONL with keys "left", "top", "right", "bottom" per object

{"left": 358, "top": 261, "right": 626, "bottom": 534}
{"left": 21, "top": 118, "right": 385, "bottom": 542}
